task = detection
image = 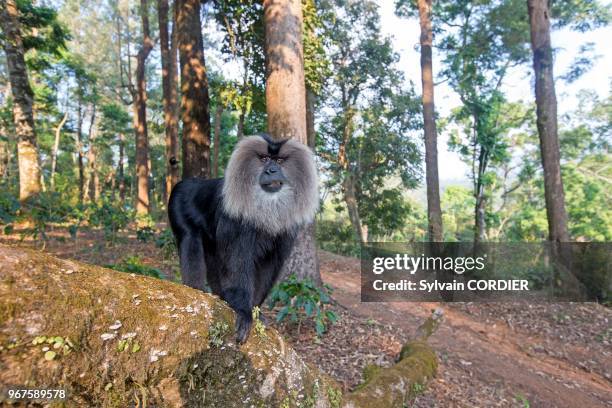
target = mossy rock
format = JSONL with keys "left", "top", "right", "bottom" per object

{"left": 0, "top": 244, "right": 337, "bottom": 407}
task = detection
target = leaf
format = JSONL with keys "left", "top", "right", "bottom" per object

{"left": 315, "top": 320, "right": 325, "bottom": 336}
{"left": 44, "top": 350, "right": 57, "bottom": 361}
{"left": 131, "top": 342, "right": 141, "bottom": 353}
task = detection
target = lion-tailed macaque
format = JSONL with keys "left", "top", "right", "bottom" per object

{"left": 168, "top": 133, "right": 318, "bottom": 343}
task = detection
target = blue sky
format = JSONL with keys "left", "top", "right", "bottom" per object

{"left": 379, "top": 0, "right": 612, "bottom": 184}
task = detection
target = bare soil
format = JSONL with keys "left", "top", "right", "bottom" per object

{"left": 2, "top": 227, "right": 610, "bottom": 407}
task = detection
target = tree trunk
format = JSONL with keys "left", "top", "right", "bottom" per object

{"left": 76, "top": 100, "right": 85, "bottom": 204}
{"left": 527, "top": 0, "right": 570, "bottom": 243}
{"left": 0, "top": 0, "right": 42, "bottom": 202}
{"left": 133, "top": 0, "right": 154, "bottom": 216}
{"left": 264, "top": 0, "right": 320, "bottom": 284}
{"left": 418, "top": 0, "right": 443, "bottom": 242}
{"left": 264, "top": 0, "right": 308, "bottom": 142}
{"left": 177, "top": 0, "right": 211, "bottom": 179}
{"left": 158, "top": 0, "right": 180, "bottom": 200}
{"left": 86, "top": 104, "right": 99, "bottom": 203}
{"left": 474, "top": 187, "right": 486, "bottom": 244}
{"left": 213, "top": 103, "right": 223, "bottom": 178}
{"left": 237, "top": 107, "right": 245, "bottom": 140}
{"left": 118, "top": 132, "right": 126, "bottom": 202}
{"left": 50, "top": 112, "right": 68, "bottom": 190}
{"left": 343, "top": 175, "right": 367, "bottom": 243}
{"left": 305, "top": 87, "right": 316, "bottom": 149}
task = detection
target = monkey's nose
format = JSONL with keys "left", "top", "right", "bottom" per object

{"left": 265, "top": 166, "right": 279, "bottom": 175}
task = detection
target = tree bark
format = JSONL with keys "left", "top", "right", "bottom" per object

{"left": 343, "top": 175, "right": 367, "bottom": 243}
{"left": 118, "top": 132, "right": 126, "bottom": 202}
{"left": 213, "top": 103, "right": 223, "bottom": 178}
{"left": 86, "top": 104, "right": 99, "bottom": 203}
{"left": 158, "top": 0, "right": 180, "bottom": 200}
{"left": 527, "top": 0, "right": 570, "bottom": 242}
{"left": 264, "top": 0, "right": 308, "bottom": 142}
{"left": 0, "top": 0, "right": 42, "bottom": 202}
{"left": 50, "top": 112, "right": 68, "bottom": 190}
{"left": 264, "top": 0, "right": 320, "bottom": 284}
{"left": 418, "top": 0, "right": 443, "bottom": 242}
{"left": 237, "top": 106, "right": 246, "bottom": 140}
{"left": 75, "top": 97, "right": 85, "bottom": 204}
{"left": 133, "top": 0, "right": 154, "bottom": 216}
{"left": 177, "top": 0, "right": 211, "bottom": 179}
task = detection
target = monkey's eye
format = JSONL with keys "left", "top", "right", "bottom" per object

{"left": 275, "top": 158, "right": 284, "bottom": 164}
{"left": 260, "top": 155, "right": 271, "bottom": 163}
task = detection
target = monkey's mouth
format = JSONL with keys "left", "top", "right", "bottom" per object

{"left": 261, "top": 180, "right": 283, "bottom": 193}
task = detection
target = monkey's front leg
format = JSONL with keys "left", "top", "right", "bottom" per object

{"left": 218, "top": 233, "right": 256, "bottom": 343}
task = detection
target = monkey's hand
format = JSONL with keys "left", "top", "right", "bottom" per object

{"left": 235, "top": 311, "right": 253, "bottom": 344}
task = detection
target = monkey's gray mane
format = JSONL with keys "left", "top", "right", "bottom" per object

{"left": 221, "top": 135, "right": 319, "bottom": 235}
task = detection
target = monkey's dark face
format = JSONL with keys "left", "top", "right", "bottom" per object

{"left": 222, "top": 134, "right": 319, "bottom": 234}
{"left": 258, "top": 156, "right": 287, "bottom": 193}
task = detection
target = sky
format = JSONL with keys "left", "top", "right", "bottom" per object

{"left": 377, "top": 0, "right": 612, "bottom": 184}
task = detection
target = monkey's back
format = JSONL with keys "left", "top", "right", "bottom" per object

{"left": 167, "top": 177, "right": 224, "bottom": 241}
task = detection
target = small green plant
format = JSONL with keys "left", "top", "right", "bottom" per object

{"left": 89, "top": 198, "right": 131, "bottom": 245}
{"left": 515, "top": 394, "right": 530, "bottom": 408}
{"left": 155, "top": 228, "right": 177, "bottom": 259}
{"left": 0, "top": 189, "right": 19, "bottom": 234}
{"left": 32, "top": 335, "right": 75, "bottom": 361}
{"left": 136, "top": 214, "right": 156, "bottom": 242}
{"left": 252, "top": 306, "right": 267, "bottom": 339}
{"left": 268, "top": 275, "right": 338, "bottom": 337}
{"left": 411, "top": 382, "right": 424, "bottom": 396}
{"left": 19, "top": 192, "right": 73, "bottom": 245}
{"left": 107, "top": 256, "right": 164, "bottom": 279}
{"left": 208, "top": 321, "right": 229, "bottom": 347}
{"left": 326, "top": 386, "right": 342, "bottom": 408}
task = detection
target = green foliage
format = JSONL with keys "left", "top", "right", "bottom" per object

{"left": 268, "top": 275, "right": 338, "bottom": 337}
{"left": 208, "top": 321, "right": 229, "bottom": 348}
{"left": 89, "top": 199, "right": 130, "bottom": 245}
{"left": 106, "top": 256, "right": 163, "bottom": 279}
{"left": 13, "top": 0, "right": 70, "bottom": 61}
{"left": 316, "top": 216, "right": 360, "bottom": 257}
{"left": 551, "top": 0, "right": 611, "bottom": 32}
{"left": 20, "top": 192, "right": 74, "bottom": 242}
{"left": 0, "top": 189, "right": 20, "bottom": 233}
{"left": 318, "top": 0, "right": 422, "bottom": 241}
{"left": 155, "top": 228, "right": 177, "bottom": 260}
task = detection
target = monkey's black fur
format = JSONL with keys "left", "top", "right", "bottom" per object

{"left": 168, "top": 173, "right": 297, "bottom": 343}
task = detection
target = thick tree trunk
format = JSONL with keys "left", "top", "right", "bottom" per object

{"left": 177, "top": 0, "right": 211, "bottom": 179}
{"left": 418, "top": 0, "right": 443, "bottom": 242}
{"left": 0, "top": 0, "right": 42, "bottom": 201}
{"left": 264, "top": 0, "right": 308, "bottom": 142}
{"left": 158, "top": 0, "right": 180, "bottom": 200}
{"left": 213, "top": 103, "right": 223, "bottom": 178}
{"left": 264, "top": 0, "right": 320, "bottom": 284}
{"left": 527, "top": 0, "right": 570, "bottom": 243}
{"left": 133, "top": 0, "right": 154, "bottom": 216}
{"left": 50, "top": 112, "right": 68, "bottom": 190}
